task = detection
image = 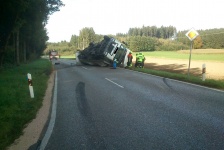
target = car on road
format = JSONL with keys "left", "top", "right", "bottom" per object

{"left": 49, "top": 50, "right": 60, "bottom": 64}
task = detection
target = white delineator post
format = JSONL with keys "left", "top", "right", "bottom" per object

{"left": 27, "top": 73, "right": 34, "bottom": 98}
{"left": 202, "top": 64, "right": 206, "bottom": 81}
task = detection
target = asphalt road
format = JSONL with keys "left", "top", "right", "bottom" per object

{"left": 42, "top": 60, "right": 224, "bottom": 150}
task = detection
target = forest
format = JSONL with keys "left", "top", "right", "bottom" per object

{"left": 45, "top": 26, "right": 224, "bottom": 56}
{"left": 0, "top": 0, "right": 64, "bottom": 66}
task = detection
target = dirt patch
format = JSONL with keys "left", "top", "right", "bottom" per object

{"left": 177, "top": 49, "right": 224, "bottom": 54}
{"left": 141, "top": 57, "right": 224, "bottom": 80}
{"left": 7, "top": 72, "right": 55, "bottom": 150}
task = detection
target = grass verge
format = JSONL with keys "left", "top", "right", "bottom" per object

{"left": 129, "top": 67, "right": 224, "bottom": 90}
{"left": 0, "top": 59, "right": 52, "bottom": 150}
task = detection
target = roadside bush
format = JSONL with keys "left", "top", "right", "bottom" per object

{"left": 156, "top": 39, "right": 188, "bottom": 51}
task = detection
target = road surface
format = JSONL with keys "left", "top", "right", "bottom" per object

{"left": 41, "top": 60, "right": 224, "bottom": 150}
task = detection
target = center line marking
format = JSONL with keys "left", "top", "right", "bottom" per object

{"left": 105, "top": 78, "right": 124, "bottom": 88}
{"left": 82, "top": 67, "right": 88, "bottom": 70}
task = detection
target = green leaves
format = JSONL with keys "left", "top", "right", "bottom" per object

{"left": 127, "top": 36, "right": 156, "bottom": 52}
{"left": 79, "top": 27, "right": 96, "bottom": 49}
{"left": 47, "top": 0, "right": 65, "bottom": 14}
{"left": 128, "top": 25, "right": 177, "bottom": 39}
{"left": 0, "top": 0, "right": 64, "bottom": 65}
{"left": 177, "top": 28, "right": 224, "bottom": 49}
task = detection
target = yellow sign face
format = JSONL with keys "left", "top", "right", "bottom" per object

{"left": 188, "top": 32, "right": 196, "bottom": 39}
{"left": 185, "top": 28, "right": 199, "bottom": 41}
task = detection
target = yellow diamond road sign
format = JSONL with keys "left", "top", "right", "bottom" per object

{"left": 185, "top": 28, "right": 199, "bottom": 41}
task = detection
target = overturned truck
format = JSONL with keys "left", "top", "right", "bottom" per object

{"left": 76, "top": 36, "right": 131, "bottom": 67}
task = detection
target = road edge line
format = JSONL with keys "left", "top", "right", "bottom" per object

{"left": 125, "top": 69, "right": 224, "bottom": 93}
{"left": 39, "top": 71, "right": 58, "bottom": 150}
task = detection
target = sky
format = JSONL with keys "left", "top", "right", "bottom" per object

{"left": 46, "top": 0, "right": 224, "bottom": 42}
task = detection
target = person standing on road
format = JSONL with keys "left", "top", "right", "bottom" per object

{"left": 113, "top": 58, "right": 118, "bottom": 69}
{"left": 127, "top": 52, "right": 133, "bottom": 67}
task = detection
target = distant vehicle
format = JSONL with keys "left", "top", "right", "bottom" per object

{"left": 49, "top": 50, "right": 60, "bottom": 64}
{"left": 76, "top": 36, "right": 131, "bottom": 67}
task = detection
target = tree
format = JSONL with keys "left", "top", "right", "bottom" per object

{"left": 79, "top": 27, "right": 96, "bottom": 49}
{"left": 127, "top": 26, "right": 177, "bottom": 39}
{"left": 0, "top": 0, "right": 64, "bottom": 66}
{"left": 70, "top": 35, "right": 79, "bottom": 49}
{"left": 193, "top": 36, "right": 203, "bottom": 49}
{"left": 177, "top": 28, "right": 224, "bottom": 49}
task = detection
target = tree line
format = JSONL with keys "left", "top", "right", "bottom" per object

{"left": 127, "top": 25, "right": 177, "bottom": 39}
{"left": 45, "top": 26, "right": 185, "bottom": 55}
{"left": 46, "top": 26, "right": 224, "bottom": 56}
{"left": 0, "top": 0, "right": 64, "bottom": 66}
{"left": 44, "top": 27, "right": 105, "bottom": 55}
{"left": 177, "top": 28, "right": 224, "bottom": 49}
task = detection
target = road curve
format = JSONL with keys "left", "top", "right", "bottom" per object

{"left": 42, "top": 61, "right": 224, "bottom": 150}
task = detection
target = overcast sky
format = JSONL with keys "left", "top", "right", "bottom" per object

{"left": 46, "top": 0, "right": 224, "bottom": 42}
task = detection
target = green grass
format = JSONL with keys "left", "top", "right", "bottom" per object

{"left": 61, "top": 50, "right": 224, "bottom": 62}
{"left": 129, "top": 67, "right": 224, "bottom": 90}
{"left": 138, "top": 51, "right": 224, "bottom": 62}
{"left": 60, "top": 55, "right": 76, "bottom": 59}
{"left": 0, "top": 59, "right": 52, "bottom": 150}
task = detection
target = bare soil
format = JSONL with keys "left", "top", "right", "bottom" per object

{"left": 142, "top": 57, "right": 224, "bottom": 80}
{"left": 177, "top": 49, "right": 224, "bottom": 54}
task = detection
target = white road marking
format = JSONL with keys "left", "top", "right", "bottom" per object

{"left": 82, "top": 67, "right": 88, "bottom": 70}
{"left": 105, "top": 78, "right": 124, "bottom": 88}
{"left": 39, "top": 71, "right": 58, "bottom": 150}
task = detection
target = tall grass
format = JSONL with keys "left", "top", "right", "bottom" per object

{"left": 0, "top": 59, "right": 52, "bottom": 150}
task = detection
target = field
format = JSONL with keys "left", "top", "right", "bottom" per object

{"left": 139, "top": 49, "right": 224, "bottom": 62}
{"left": 136, "top": 49, "right": 224, "bottom": 80}
{"left": 59, "top": 49, "right": 224, "bottom": 80}
{"left": 60, "top": 55, "right": 76, "bottom": 59}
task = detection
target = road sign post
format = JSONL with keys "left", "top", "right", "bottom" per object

{"left": 185, "top": 28, "right": 199, "bottom": 79}
{"left": 187, "top": 41, "right": 193, "bottom": 78}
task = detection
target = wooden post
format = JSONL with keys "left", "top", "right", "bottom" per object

{"left": 202, "top": 64, "right": 206, "bottom": 81}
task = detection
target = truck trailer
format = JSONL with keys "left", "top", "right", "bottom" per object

{"left": 76, "top": 36, "right": 131, "bottom": 67}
